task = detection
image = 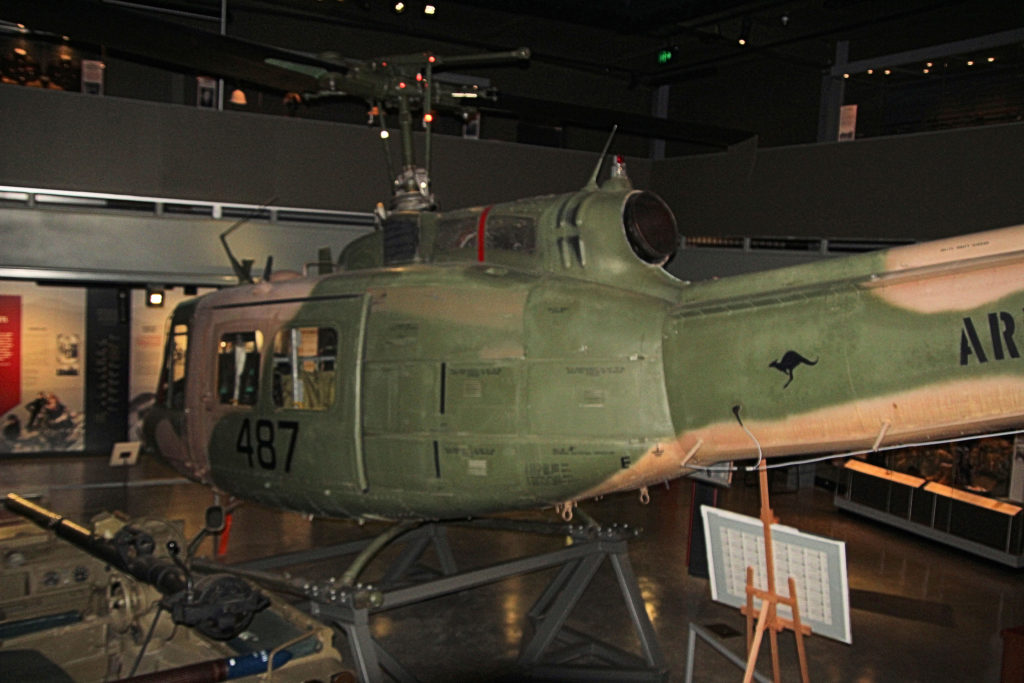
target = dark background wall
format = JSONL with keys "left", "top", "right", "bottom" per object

{"left": 0, "top": 85, "right": 648, "bottom": 212}
{"left": 654, "top": 123, "right": 1024, "bottom": 241}
{"left": 3, "top": 83, "right": 1024, "bottom": 245}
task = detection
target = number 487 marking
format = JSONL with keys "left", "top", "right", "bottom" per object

{"left": 236, "top": 418, "right": 299, "bottom": 472}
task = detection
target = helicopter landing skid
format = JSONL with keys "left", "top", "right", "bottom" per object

{"left": 226, "top": 519, "right": 667, "bottom": 683}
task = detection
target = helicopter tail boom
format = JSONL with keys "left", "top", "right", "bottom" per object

{"left": 593, "top": 223, "right": 1024, "bottom": 495}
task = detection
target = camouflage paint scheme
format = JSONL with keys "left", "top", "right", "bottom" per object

{"left": 144, "top": 171, "right": 1024, "bottom": 520}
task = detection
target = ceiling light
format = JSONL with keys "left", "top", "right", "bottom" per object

{"left": 146, "top": 286, "right": 165, "bottom": 307}
{"left": 229, "top": 88, "right": 247, "bottom": 105}
{"left": 393, "top": 2, "right": 406, "bottom": 12}
{"left": 738, "top": 16, "right": 751, "bottom": 46}
{"left": 424, "top": 3, "right": 436, "bottom": 15}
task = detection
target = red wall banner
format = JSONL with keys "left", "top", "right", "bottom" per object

{"left": 0, "top": 295, "right": 21, "bottom": 417}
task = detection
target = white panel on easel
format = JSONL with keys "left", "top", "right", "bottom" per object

{"left": 702, "top": 506, "right": 852, "bottom": 644}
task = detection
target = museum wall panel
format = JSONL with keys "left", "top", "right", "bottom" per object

{"left": 5, "top": 83, "right": 1024, "bottom": 257}
{"left": 0, "top": 86, "right": 648, "bottom": 214}
{"left": 653, "top": 122, "right": 1024, "bottom": 242}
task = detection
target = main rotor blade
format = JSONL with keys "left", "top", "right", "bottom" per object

{"left": 486, "top": 93, "right": 755, "bottom": 149}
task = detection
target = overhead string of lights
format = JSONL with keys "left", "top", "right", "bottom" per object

{"left": 843, "top": 55, "right": 998, "bottom": 79}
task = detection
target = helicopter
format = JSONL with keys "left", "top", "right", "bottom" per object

{"left": 7, "top": 1, "right": 1024, "bottom": 524}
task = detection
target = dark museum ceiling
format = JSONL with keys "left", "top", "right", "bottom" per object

{"left": 2, "top": 0, "right": 1023, "bottom": 150}
{"left": 92, "top": 0, "right": 1021, "bottom": 86}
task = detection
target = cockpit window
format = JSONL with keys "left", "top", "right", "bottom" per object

{"left": 435, "top": 215, "right": 479, "bottom": 251}
{"left": 217, "top": 331, "right": 262, "bottom": 406}
{"left": 486, "top": 215, "right": 537, "bottom": 253}
{"left": 622, "top": 191, "right": 679, "bottom": 264}
{"left": 272, "top": 326, "right": 338, "bottom": 410}
{"left": 435, "top": 212, "right": 536, "bottom": 255}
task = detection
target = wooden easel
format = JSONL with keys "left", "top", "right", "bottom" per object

{"left": 741, "top": 461, "right": 812, "bottom": 683}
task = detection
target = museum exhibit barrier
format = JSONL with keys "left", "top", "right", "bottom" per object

{"left": 834, "top": 459, "right": 1024, "bottom": 567}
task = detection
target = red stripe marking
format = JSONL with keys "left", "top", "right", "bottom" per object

{"left": 217, "top": 512, "right": 233, "bottom": 556}
{"left": 477, "top": 205, "right": 493, "bottom": 262}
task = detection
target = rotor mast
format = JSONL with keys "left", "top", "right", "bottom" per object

{"left": 290, "top": 48, "right": 529, "bottom": 211}
{"left": 270, "top": 47, "right": 528, "bottom": 210}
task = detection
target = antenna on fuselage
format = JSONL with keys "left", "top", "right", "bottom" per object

{"left": 220, "top": 219, "right": 254, "bottom": 285}
{"left": 585, "top": 125, "right": 619, "bottom": 190}
{"left": 218, "top": 198, "right": 277, "bottom": 285}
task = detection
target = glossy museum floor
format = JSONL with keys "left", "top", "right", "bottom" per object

{"left": 2, "top": 455, "right": 1022, "bottom": 682}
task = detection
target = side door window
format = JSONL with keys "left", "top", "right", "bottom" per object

{"left": 272, "top": 326, "right": 338, "bottom": 410}
{"left": 217, "top": 331, "right": 263, "bottom": 406}
{"left": 158, "top": 321, "right": 190, "bottom": 409}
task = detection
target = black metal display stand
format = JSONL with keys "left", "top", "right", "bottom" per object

{"left": 221, "top": 520, "right": 667, "bottom": 683}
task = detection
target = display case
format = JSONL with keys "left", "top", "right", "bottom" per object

{"left": 835, "top": 444, "right": 1024, "bottom": 567}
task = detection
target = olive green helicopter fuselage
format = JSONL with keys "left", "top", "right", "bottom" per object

{"left": 143, "top": 160, "right": 1024, "bottom": 520}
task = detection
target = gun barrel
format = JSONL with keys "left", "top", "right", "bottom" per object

{"left": 4, "top": 493, "right": 116, "bottom": 557}
{"left": 3, "top": 493, "right": 187, "bottom": 596}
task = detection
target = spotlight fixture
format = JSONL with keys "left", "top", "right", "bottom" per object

{"left": 146, "top": 285, "right": 165, "bottom": 307}
{"left": 738, "top": 16, "right": 751, "bottom": 46}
